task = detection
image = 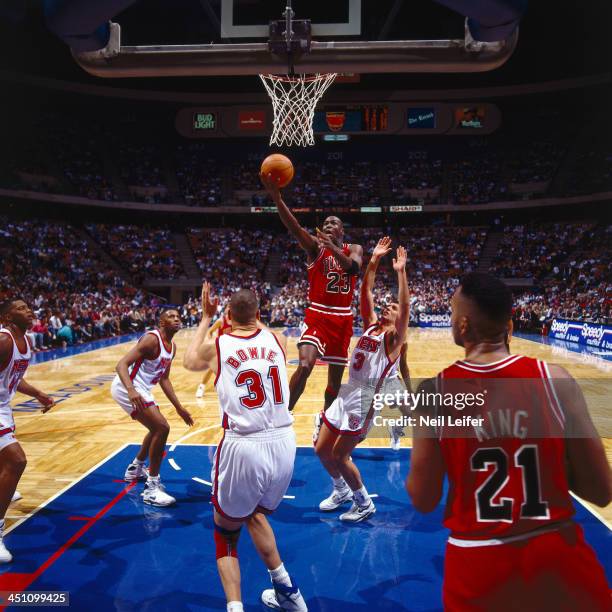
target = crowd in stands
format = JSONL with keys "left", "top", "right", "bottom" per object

{"left": 3, "top": 109, "right": 609, "bottom": 209}
{"left": 1, "top": 212, "right": 609, "bottom": 355}
{"left": 513, "top": 224, "right": 611, "bottom": 329}
{"left": 490, "top": 222, "right": 594, "bottom": 278}
{"left": 175, "top": 144, "right": 224, "bottom": 206}
{"left": 0, "top": 218, "right": 162, "bottom": 351}
{"left": 86, "top": 224, "right": 185, "bottom": 281}
{"left": 189, "top": 228, "right": 274, "bottom": 318}
{"left": 388, "top": 159, "right": 442, "bottom": 194}
{"left": 448, "top": 155, "right": 508, "bottom": 205}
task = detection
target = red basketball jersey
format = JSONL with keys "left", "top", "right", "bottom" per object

{"left": 218, "top": 315, "right": 232, "bottom": 337}
{"left": 436, "top": 354, "right": 574, "bottom": 542}
{"left": 307, "top": 244, "right": 357, "bottom": 312}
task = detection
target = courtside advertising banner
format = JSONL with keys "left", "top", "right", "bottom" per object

{"left": 549, "top": 318, "right": 612, "bottom": 349}
{"left": 418, "top": 313, "right": 451, "bottom": 328}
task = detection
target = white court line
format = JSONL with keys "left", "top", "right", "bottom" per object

{"left": 192, "top": 476, "right": 296, "bottom": 500}
{"left": 193, "top": 477, "right": 212, "bottom": 486}
{"left": 5, "top": 442, "right": 130, "bottom": 535}
{"left": 168, "top": 458, "right": 181, "bottom": 471}
{"left": 169, "top": 425, "right": 219, "bottom": 452}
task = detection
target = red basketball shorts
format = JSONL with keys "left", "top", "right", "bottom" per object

{"left": 443, "top": 522, "right": 611, "bottom": 612}
{"left": 298, "top": 307, "right": 353, "bottom": 366}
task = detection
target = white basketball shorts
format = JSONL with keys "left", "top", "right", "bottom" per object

{"left": 111, "top": 378, "right": 158, "bottom": 419}
{"left": 321, "top": 382, "right": 376, "bottom": 440}
{"left": 0, "top": 403, "right": 17, "bottom": 452}
{"left": 212, "top": 426, "right": 296, "bottom": 521}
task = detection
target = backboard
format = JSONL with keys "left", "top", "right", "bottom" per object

{"left": 72, "top": 0, "right": 519, "bottom": 78}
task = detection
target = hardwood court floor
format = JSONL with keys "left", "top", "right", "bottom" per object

{"left": 7, "top": 328, "right": 612, "bottom": 530}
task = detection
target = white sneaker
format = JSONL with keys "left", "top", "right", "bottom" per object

{"left": 261, "top": 581, "right": 307, "bottom": 611}
{"left": 312, "top": 412, "right": 322, "bottom": 445}
{"left": 11, "top": 490, "right": 22, "bottom": 503}
{"left": 388, "top": 424, "right": 404, "bottom": 451}
{"left": 319, "top": 487, "right": 353, "bottom": 511}
{"left": 124, "top": 462, "right": 149, "bottom": 482}
{"left": 195, "top": 383, "right": 205, "bottom": 399}
{"left": 0, "top": 522, "right": 12, "bottom": 563}
{"left": 339, "top": 500, "right": 376, "bottom": 523}
{"left": 141, "top": 479, "right": 176, "bottom": 507}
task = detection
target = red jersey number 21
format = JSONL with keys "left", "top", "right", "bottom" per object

{"left": 235, "top": 366, "right": 284, "bottom": 409}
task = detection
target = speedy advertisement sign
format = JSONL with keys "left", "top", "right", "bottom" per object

{"left": 549, "top": 319, "right": 612, "bottom": 350}
{"left": 418, "top": 313, "right": 451, "bottom": 328}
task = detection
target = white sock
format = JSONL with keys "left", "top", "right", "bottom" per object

{"left": 134, "top": 457, "right": 146, "bottom": 465}
{"left": 227, "top": 602, "right": 243, "bottom": 612}
{"left": 353, "top": 485, "right": 370, "bottom": 507}
{"left": 147, "top": 475, "right": 160, "bottom": 483}
{"left": 0, "top": 519, "right": 4, "bottom": 532}
{"left": 269, "top": 563, "right": 292, "bottom": 587}
{"left": 332, "top": 476, "right": 347, "bottom": 490}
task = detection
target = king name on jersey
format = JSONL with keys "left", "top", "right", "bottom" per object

{"left": 225, "top": 346, "right": 280, "bottom": 369}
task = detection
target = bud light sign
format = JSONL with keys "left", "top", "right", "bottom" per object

{"left": 549, "top": 318, "right": 612, "bottom": 350}
{"left": 418, "top": 313, "right": 451, "bottom": 328}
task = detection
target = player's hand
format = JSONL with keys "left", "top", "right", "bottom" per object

{"left": 36, "top": 392, "right": 55, "bottom": 413}
{"left": 315, "top": 227, "right": 335, "bottom": 251}
{"left": 201, "top": 281, "right": 219, "bottom": 318}
{"left": 260, "top": 172, "right": 282, "bottom": 199}
{"left": 372, "top": 236, "right": 392, "bottom": 262}
{"left": 127, "top": 388, "right": 147, "bottom": 413}
{"left": 177, "top": 407, "right": 194, "bottom": 427}
{"left": 393, "top": 245, "right": 407, "bottom": 271}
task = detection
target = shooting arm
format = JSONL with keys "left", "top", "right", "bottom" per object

{"left": 264, "top": 179, "right": 318, "bottom": 259}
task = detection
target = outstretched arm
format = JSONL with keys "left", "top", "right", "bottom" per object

{"left": 261, "top": 173, "right": 319, "bottom": 260}
{"left": 388, "top": 246, "right": 410, "bottom": 360}
{"left": 360, "top": 236, "right": 392, "bottom": 330}
{"left": 183, "top": 282, "right": 221, "bottom": 373}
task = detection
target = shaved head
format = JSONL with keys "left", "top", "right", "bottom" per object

{"left": 229, "top": 290, "right": 259, "bottom": 325}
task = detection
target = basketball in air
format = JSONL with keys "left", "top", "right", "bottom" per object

{"left": 261, "top": 153, "right": 294, "bottom": 188}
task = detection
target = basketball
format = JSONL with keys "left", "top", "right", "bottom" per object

{"left": 261, "top": 153, "right": 294, "bottom": 187}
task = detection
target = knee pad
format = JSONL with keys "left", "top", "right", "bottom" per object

{"left": 214, "top": 524, "right": 242, "bottom": 560}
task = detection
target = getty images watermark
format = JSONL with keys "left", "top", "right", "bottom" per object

{"left": 371, "top": 387, "right": 487, "bottom": 429}
{"left": 359, "top": 377, "right": 610, "bottom": 439}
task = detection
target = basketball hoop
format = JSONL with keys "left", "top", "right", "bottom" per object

{"left": 259, "top": 72, "right": 336, "bottom": 147}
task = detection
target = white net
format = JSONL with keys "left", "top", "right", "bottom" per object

{"left": 259, "top": 73, "right": 337, "bottom": 147}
